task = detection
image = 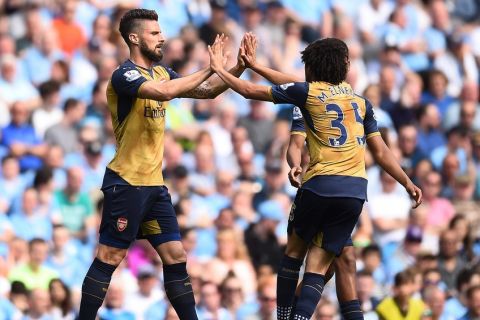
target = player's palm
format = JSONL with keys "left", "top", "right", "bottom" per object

{"left": 209, "top": 34, "right": 226, "bottom": 72}
{"left": 238, "top": 32, "right": 256, "bottom": 68}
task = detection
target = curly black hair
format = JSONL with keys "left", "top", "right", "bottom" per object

{"left": 301, "top": 38, "right": 349, "bottom": 84}
{"left": 119, "top": 9, "right": 158, "bottom": 46}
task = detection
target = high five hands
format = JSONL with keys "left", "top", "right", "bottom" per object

{"left": 208, "top": 32, "right": 258, "bottom": 73}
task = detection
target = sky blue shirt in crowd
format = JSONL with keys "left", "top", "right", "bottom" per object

{"left": 141, "top": 0, "right": 189, "bottom": 38}
{"left": 1, "top": 123, "right": 43, "bottom": 171}
{"left": 0, "top": 298, "right": 18, "bottom": 320}
{"left": 9, "top": 212, "right": 52, "bottom": 241}
{"left": 21, "top": 47, "right": 64, "bottom": 85}
{"left": 417, "top": 128, "right": 447, "bottom": 157}
{"left": 280, "top": 0, "right": 331, "bottom": 25}
{"left": 0, "top": 77, "right": 39, "bottom": 105}
{"left": 98, "top": 308, "right": 135, "bottom": 320}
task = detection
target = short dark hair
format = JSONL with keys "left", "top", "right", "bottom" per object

{"left": 63, "top": 98, "right": 79, "bottom": 112}
{"left": 394, "top": 270, "right": 415, "bottom": 287}
{"left": 29, "top": 238, "right": 47, "bottom": 250}
{"left": 119, "top": 9, "right": 158, "bottom": 46}
{"left": 467, "top": 285, "right": 480, "bottom": 300}
{"left": 301, "top": 38, "right": 349, "bottom": 84}
{"left": 361, "top": 244, "right": 381, "bottom": 258}
{"left": 39, "top": 80, "right": 60, "bottom": 99}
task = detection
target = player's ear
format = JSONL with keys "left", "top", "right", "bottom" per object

{"left": 129, "top": 33, "right": 140, "bottom": 46}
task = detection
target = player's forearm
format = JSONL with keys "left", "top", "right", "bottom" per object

{"left": 251, "top": 63, "right": 301, "bottom": 85}
{"left": 287, "top": 138, "right": 303, "bottom": 169}
{"left": 203, "top": 64, "right": 246, "bottom": 98}
{"left": 215, "top": 68, "right": 272, "bottom": 101}
{"left": 369, "top": 139, "right": 410, "bottom": 187}
{"left": 140, "top": 68, "right": 212, "bottom": 101}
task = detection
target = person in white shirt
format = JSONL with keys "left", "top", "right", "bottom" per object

{"left": 124, "top": 264, "right": 164, "bottom": 320}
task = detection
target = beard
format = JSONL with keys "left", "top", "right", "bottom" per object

{"left": 139, "top": 40, "right": 163, "bottom": 62}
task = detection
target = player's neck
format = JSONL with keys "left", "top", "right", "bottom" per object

{"left": 129, "top": 52, "right": 155, "bottom": 70}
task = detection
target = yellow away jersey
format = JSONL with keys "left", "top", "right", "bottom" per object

{"left": 273, "top": 81, "right": 380, "bottom": 200}
{"left": 105, "top": 60, "right": 179, "bottom": 186}
{"left": 376, "top": 297, "right": 427, "bottom": 320}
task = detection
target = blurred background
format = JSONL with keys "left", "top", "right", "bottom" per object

{"left": 0, "top": 0, "right": 479, "bottom": 319}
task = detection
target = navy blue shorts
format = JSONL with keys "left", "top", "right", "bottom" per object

{"left": 288, "top": 189, "right": 364, "bottom": 256}
{"left": 99, "top": 184, "right": 181, "bottom": 249}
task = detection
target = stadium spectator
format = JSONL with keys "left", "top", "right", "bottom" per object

{"left": 9, "top": 188, "right": 52, "bottom": 241}
{"left": 24, "top": 288, "right": 52, "bottom": 320}
{"left": 52, "top": 0, "right": 86, "bottom": 56}
{"left": 8, "top": 238, "right": 58, "bottom": 290}
{"left": 420, "top": 171, "right": 455, "bottom": 234}
{"left": 356, "top": 270, "right": 380, "bottom": 318}
{"left": 32, "top": 80, "right": 63, "bottom": 138}
{"left": 416, "top": 103, "right": 446, "bottom": 157}
{"left": 220, "top": 274, "right": 250, "bottom": 319}
{"left": 0, "top": 155, "right": 26, "bottom": 211}
{"left": 205, "top": 229, "right": 257, "bottom": 298}
{"left": 244, "top": 200, "right": 283, "bottom": 272}
{"left": 312, "top": 299, "right": 338, "bottom": 319}
{"left": 45, "top": 224, "right": 87, "bottom": 288}
{"left": 368, "top": 170, "right": 411, "bottom": 251}
{"left": 459, "top": 285, "right": 480, "bottom": 320}
{"left": 48, "top": 278, "right": 75, "bottom": 320}
{"left": 422, "top": 285, "right": 449, "bottom": 320}
{"left": 238, "top": 275, "right": 276, "bottom": 320}
{"left": 98, "top": 280, "right": 135, "bottom": 320}
{"left": 124, "top": 264, "right": 164, "bottom": 320}
{"left": 44, "top": 98, "right": 85, "bottom": 154}
{"left": 1, "top": 101, "right": 46, "bottom": 172}
{"left": 422, "top": 70, "right": 456, "bottom": 118}
{"left": 198, "top": 281, "right": 232, "bottom": 320}
{"left": 438, "top": 229, "right": 468, "bottom": 292}
{"left": 376, "top": 270, "right": 427, "bottom": 319}
{"left": 20, "top": 28, "right": 64, "bottom": 86}
{"left": 52, "top": 166, "right": 94, "bottom": 237}
{"left": 0, "top": 55, "right": 39, "bottom": 108}
{"left": 387, "top": 225, "right": 424, "bottom": 282}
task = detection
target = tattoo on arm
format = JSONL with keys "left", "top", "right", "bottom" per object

{"left": 181, "top": 82, "right": 214, "bottom": 99}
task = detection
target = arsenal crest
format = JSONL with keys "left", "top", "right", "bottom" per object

{"left": 117, "top": 217, "right": 128, "bottom": 232}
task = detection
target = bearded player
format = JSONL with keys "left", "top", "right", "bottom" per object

{"left": 78, "top": 9, "right": 246, "bottom": 320}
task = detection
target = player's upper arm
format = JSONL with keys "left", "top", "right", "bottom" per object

{"left": 137, "top": 66, "right": 182, "bottom": 101}
{"left": 366, "top": 134, "right": 386, "bottom": 158}
{"left": 111, "top": 66, "right": 147, "bottom": 97}
{"left": 290, "top": 106, "right": 306, "bottom": 138}
{"left": 270, "top": 82, "right": 309, "bottom": 107}
{"left": 364, "top": 99, "right": 380, "bottom": 139}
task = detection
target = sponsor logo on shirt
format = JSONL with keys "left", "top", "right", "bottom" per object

{"left": 123, "top": 69, "right": 142, "bottom": 82}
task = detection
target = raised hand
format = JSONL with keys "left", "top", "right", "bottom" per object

{"left": 240, "top": 32, "right": 258, "bottom": 68}
{"left": 208, "top": 34, "right": 227, "bottom": 73}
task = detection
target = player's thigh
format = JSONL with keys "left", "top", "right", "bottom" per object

{"left": 287, "top": 189, "right": 323, "bottom": 253}
{"left": 140, "top": 186, "right": 182, "bottom": 251}
{"left": 99, "top": 184, "right": 146, "bottom": 249}
{"left": 313, "top": 197, "right": 364, "bottom": 256}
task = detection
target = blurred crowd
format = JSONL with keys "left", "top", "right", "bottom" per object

{"left": 0, "top": 0, "right": 479, "bottom": 319}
